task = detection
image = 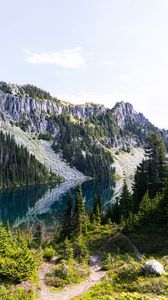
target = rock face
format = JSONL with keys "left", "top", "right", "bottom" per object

{"left": 112, "top": 101, "right": 149, "bottom": 129}
{"left": 0, "top": 91, "right": 105, "bottom": 133}
{"left": 0, "top": 83, "right": 168, "bottom": 151}
{"left": 141, "top": 260, "right": 165, "bottom": 276}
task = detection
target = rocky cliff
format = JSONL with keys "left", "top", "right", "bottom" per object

{"left": 0, "top": 82, "right": 167, "bottom": 181}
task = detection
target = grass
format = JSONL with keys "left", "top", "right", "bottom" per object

{"left": 73, "top": 254, "right": 168, "bottom": 300}
{"left": 0, "top": 286, "right": 36, "bottom": 300}
{"left": 45, "top": 259, "right": 90, "bottom": 289}
{"left": 127, "top": 230, "right": 168, "bottom": 257}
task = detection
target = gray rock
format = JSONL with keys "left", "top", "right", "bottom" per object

{"left": 89, "top": 255, "right": 101, "bottom": 268}
{"left": 141, "top": 260, "right": 165, "bottom": 276}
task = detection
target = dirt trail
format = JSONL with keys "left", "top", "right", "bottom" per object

{"left": 39, "top": 257, "right": 106, "bottom": 300}
{"left": 38, "top": 232, "right": 141, "bottom": 300}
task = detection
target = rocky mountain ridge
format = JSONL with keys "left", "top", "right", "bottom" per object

{"left": 0, "top": 81, "right": 167, "bottom": 181}
{"left": 0, "top": 82, "right": 164, "bottom": 142}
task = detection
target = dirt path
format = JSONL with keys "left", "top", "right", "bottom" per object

{"left": 39, "top": 257, "right": 106, "bottom": 300}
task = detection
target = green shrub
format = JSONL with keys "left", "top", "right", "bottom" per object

{"left": 0, "top": 225, "right": 38, "bottom": 284}
{"left": 38, "top": 132, "right": 52, "bottom": 141}
{"left": 45, "top": 259, "right": 89, "bottom": 288}
{"left": 0, "top": 286, "right": 36, "bottom": 300}
{"left": 43, "top": 247, "right": 55, "bottom": 261}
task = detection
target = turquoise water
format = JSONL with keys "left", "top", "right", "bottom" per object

{"left": 0, "top": 180, "right": 115, "bottom": 227}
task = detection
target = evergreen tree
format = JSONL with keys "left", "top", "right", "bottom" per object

{"left": 146, "top": 133, "right": 168, "bottom": 198}
{"left": 0, "top": 131, "right": 61, "bottom": 188}
{"left": 119, "top": 179, "right": 132, "bottom": 219}
{"left": 138, "top": 192, "right": 152, "bottom": 218}
{"left": 92, "top": 195, "right": 102, "bottom": 224}
{"left": 63, "top": 238, "right": 74, "bottom": 261}
{"left": 132, "top": 133, "right": 168, "bottom": 213}
{"left": 62, "top": 192, "right": 73, "bottom": 239}
{"left": 34, "top": 223, "right": 44, "bottom": 247}
{"left": 73, "top": 185, "right": 86, "bottom": 235}
{"left": 73, "top": 234, "right": 89, "bottom": 263}
{"left": 132, "top": 160, "right": 148, "bottom": 212}
{"left": 111, "top": 198, "right": 120, "bottom": 223}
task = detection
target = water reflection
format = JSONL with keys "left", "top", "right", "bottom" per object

{"left": 0, "top": 180, "right": 116, "bottom": 227}
{"left": 0, "top": 185, "right": 48, "bottom": 224}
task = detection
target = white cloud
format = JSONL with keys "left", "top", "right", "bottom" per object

{"left": 103, "top": 60, "right": 115, "bottom": 65}
{"left": 25, "top": 47, "right": 86, "bottom": 69}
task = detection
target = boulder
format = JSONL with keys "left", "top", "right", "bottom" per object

{"left": 89, "top": 255, "right": 101, "bottom": 267}
{"left": 141, "top": 260, "right": 165, "bottom": 276}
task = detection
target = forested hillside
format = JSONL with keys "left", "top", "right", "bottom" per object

{"left": 0, "top": 82, "right": 168, "bottom": 181}
{"left": 0, "top": 131, "right": 62, "bottom": 188}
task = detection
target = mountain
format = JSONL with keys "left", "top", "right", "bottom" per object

{"left": 0, "top": 81, "right": 167, "bottom": 183}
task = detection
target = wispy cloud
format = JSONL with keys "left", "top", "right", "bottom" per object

{"left": 25, "top": 47, "right": 86, "bottom": 69}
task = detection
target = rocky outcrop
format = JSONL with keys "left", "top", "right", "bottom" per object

{"left": 0, "top": 91, "right": 105, "bottom": 133}
{"left": 112, "top": 101, "right": 150, "bottom": 129}
{"left": 0, "top": 83, "right": 167, "bottom": 151}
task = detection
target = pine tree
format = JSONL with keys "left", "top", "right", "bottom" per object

{"left": 138, "top": 192, "right": 152, "bottom": 218}
{"left": 132, "top": 159, "right": 148, "bottom": 212}
{"left": 146, "top": 133, "right": 168, "bottom": 198}
{"left": 63, "top": 238, "right": 74, "bottom": 261}
{"left": 111, "top": 198, "right": 120, "bottom": 223}
{"left": 73, "top": 234, "right": 89, "bottom": 263}
{"left": 73, "top": 185, "right": 86, "bottom": 235}
{"left": 62, "top": 192, "right": 73, "bottom": 239}
{"left": 119, "top": 179, "right": 132, "bottom": 219}
{"left": 34, "top": 223, "right": 44, "bottom": 247}
{"left": 92, "top": 195, "right": 102, "bottom": 225}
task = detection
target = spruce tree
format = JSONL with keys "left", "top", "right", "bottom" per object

{"left": 132, "top": 160, "right": 148, "bottom": 212}
{"left": 146, "top": 132, "right": 168, "bottom": 198}
{"left": 62, "top": 192, "right": 73, "bottom": 239}
{"left": 73, "top": 185, "right": 86, "bottom": 235}
{"left": 119, "top": 179, "right": 132, "bottom": 219}
{"left": 92, "top": 195, "right": 102, "bottom": 225}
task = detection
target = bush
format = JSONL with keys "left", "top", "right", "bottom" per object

{"left": 45, "top": 259, "right": 89, "bottom": 288}
{"left": 0, "top": 286, "right": 36, "bottom": 300}
{"left": 73, "top": 235, "right": 89, "bottom": 263}
{"left": 43, "top": 247, "right": 55, "bottom": 261}
{"left": 38, "top": 132, "right": 52, "bottom": 141}
{"left": 0, "top": 225, "right": 38, "bottom": 283}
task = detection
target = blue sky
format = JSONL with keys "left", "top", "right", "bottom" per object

{"left": 1, "top": 0, "right": 168, "bottom": 128}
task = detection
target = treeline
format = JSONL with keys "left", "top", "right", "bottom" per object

{"left": 108, "top": 132, "right": 168, "bottom": 232}
{"left": 21, "top": 84, "right": 52, "bottom": 99}
{"left": 0, "top": 131, "right": 62, "bottom": 188}
{"left": 52, "top": 114, "right": 114, "bottom": 181}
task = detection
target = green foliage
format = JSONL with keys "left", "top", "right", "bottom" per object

{"left": 102, "top": 253, "right": 114, "bottom": 270}
{"left": 119, "top": 179, "right": 132, "bottom": 219}
{"left": 0, "top": 224, "right": 38, "bottom": 284}
{"left": 73, "top": 185, "right": 86, "bottom": 235}
{"left": 63, "top": 238, "right": 74, "bottom": 261}
{"left": 33, "top": 223, "right": 44, "bottom": 248}
{"left": 0, "top": 286, "right": 36, "bottom": 300}
{"left": 45, "top": 259, "right": 90, "bottom": 288}
{"left": 43, "top": 247, "right": 55, "bottom": 261}
{"left": 22, "top": 84, "right": 52, "bottom": 100}
{"left": 75, "top": 255, "right": 168, "bottom": 299}
{"left": 73, "top": 235, "right": 89, "bottom": 263}
{"left": 38, "top": 132, "right": 52, "bottom": 141}
{"left": 92, "top": 195, "right": 102, "bottom": 225}
{"left": 61, "top": 192, "right": 73, "bottom": 239}
{"left": 0, "top": 131, "right": 62, "bottom": 188}
{"left": 52, "top": 114, "right": 114, "bottom": 180}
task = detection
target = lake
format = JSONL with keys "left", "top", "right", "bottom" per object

{"left": 0, "top": 179, "right": 117, "bottom": 228}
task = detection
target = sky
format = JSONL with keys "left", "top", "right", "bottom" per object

{"left": 0, "top": 0, "right": 168, "bottom": 129}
